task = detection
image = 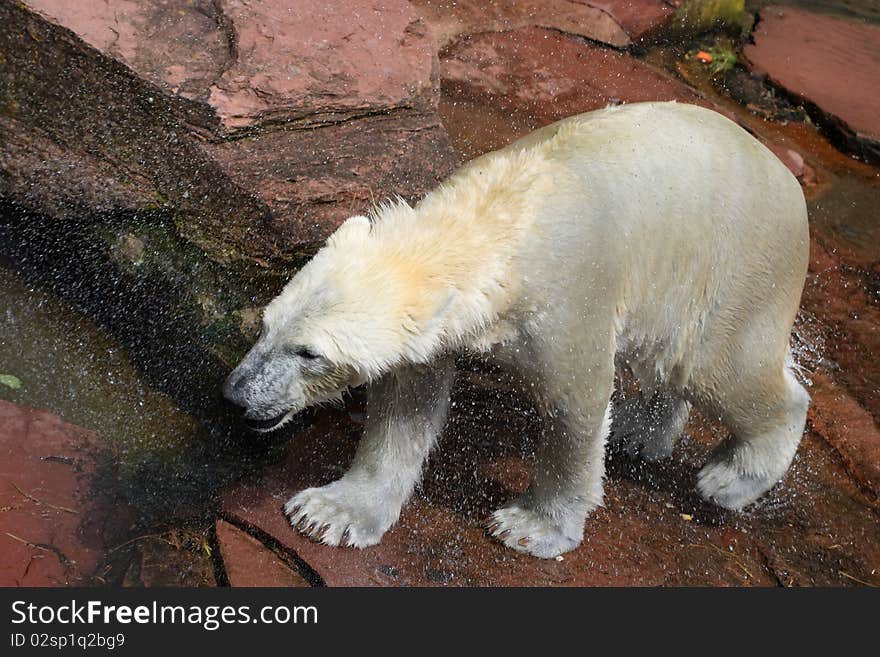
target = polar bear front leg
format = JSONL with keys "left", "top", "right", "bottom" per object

{"left": 488, "top": 346, "right": 616, "bottom": 558}
{"left": 285, "top": 361, "right": 454, "bottom": 547}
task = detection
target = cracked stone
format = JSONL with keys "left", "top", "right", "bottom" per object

{"left": 215, "top": 519, "right": 311, "bottom": 587}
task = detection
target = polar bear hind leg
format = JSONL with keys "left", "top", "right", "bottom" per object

{"left": 695, "top": 349, "right": 809, "bottom": 510}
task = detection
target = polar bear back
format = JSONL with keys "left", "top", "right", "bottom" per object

{"left": 474, "top": 102, "right": 809, "bottom": 387}
{"left": 506, "top": 102, "right": 806, "bottom": 250}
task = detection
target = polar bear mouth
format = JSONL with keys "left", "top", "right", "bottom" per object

{"left": 245, "top": 407, "right": 316, "bottom": 434}
{"left": 245, "top": 411, "right": 290, "bottom": 431}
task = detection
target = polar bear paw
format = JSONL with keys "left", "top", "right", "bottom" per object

{"left": 486, "top": 503, "right": 583, "bottom": 559}
{"left": 696, "top": 456, "right": 775, "bottom": 510}
{"left": 284, "top": 480, "right": 397, "bottom": 548}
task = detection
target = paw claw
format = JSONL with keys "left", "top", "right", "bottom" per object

{"left": 284, "top": 482, "right": 395, "bottom": 549}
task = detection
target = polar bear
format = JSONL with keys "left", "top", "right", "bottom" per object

{"left": 223, "top": 101, "right": 810, "bottom": 558}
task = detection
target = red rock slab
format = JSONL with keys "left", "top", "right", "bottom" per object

{"left": 439, "top": 27, "right": 716, "bottom": 157}
{"left": 6, "top": 1, "right": 458, "bottom": 258}
{"left": 221, "top": 372, "right": 880, "bottom": 587}
{"left": 26, "top": 0, "right": 438, "bottom": 131}
{"left": 205, "top": 111, "right": 457, "bottom": 246}
{"left": 207, "top": 0, "right": 438, "bottom": 130}
{"left": 215, "top": 519, "right": 311, "bottom": 588}
{"left": 744, "top": 6, "right": 880, "bottom": 163}
{"left": 410, "top": 0, "right": 673, "bottom": 49}
{"left": 24, "top": 0, "right": 231, "bottom": 104}
{"left": 0, "top": 401, "right": 107, "bottom": 586}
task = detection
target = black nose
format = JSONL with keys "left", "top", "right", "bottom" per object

{"left": 222, "top": 371, "right": 248, "bottom": 410}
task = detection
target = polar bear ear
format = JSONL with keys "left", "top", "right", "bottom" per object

{"left": 327, "top": 215, "right": 371, "bottom": 247}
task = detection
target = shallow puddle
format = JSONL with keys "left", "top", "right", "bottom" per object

{"left": 0, "top": 267, "right": 204, "bottom": 468}
{"left": 808, "top": 172, "right": 880, "bottom": 268}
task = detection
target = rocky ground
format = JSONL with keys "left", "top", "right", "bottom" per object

{"left": 1, "top": 1, "right": 878, "bottom": 586}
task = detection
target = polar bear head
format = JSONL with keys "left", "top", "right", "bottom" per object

{"left": 223, "top": 212, "right": 459, "bottom": 432}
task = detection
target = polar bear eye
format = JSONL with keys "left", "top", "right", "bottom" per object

{"left": 294, "top": 346, "right": 321, "bottom": 361}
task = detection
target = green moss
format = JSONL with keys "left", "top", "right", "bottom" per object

{"left": 671, "top": 0, "right": 746, "bottom": 34}
{"left": 143, "top": 190, "right": 170, "bottom": 211}
{"left": 90, "top": 210, "right": 297, "bottom": 378}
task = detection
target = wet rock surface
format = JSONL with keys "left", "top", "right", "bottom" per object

{"left": 122, "top": 532, "right": 217, "bottom": 588}
{"left": 0, "top": 401, "right": 121, "bottom": 586}
{"left": 744, "top": 5, "right": 880, "bottom": 164}
{"left": 801, "top": 237, "right": 880, "bottom": 430}
{"left": 438, "top": 27, "right": 714, "bottom": 157}
{"left": 808, "top": 373, "right": 880, "bottom": 500}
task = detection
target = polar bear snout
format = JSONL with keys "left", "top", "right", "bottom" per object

{"left": 223, "top": 370, "right": 297, "bottom": 432}
{"left": 223, "top": 346, "right": 307, "bottom": 432}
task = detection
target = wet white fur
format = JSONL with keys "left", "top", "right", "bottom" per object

{"left": 245, "top": 102, "right": 810, "bottom": 558}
